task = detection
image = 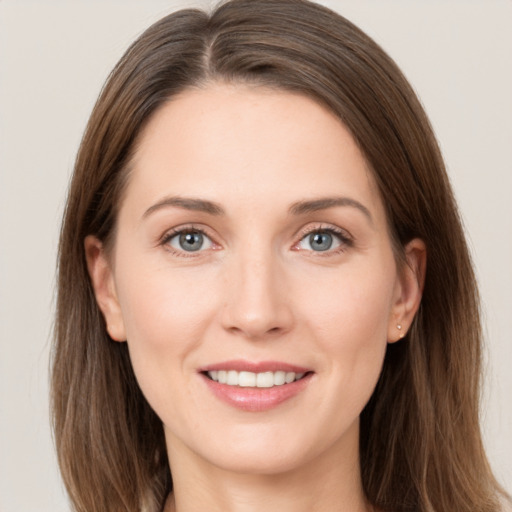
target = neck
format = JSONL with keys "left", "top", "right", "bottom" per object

{"left": 164, "top": 421, "right": 371, "bottom": 512}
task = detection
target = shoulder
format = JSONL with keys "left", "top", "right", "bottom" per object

{"left": 499, "top": 496, "right": 512, "bottom": 512}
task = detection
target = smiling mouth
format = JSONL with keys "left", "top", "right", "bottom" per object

{"left": 204, "top": 370, "right": 309, "bottom": 388}
{"left": 200, "top": 363, "right": 313, "bottom": 411}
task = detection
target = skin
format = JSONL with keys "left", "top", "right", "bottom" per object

{"left": 86, "top": 84, "right": 425, "bottom": 512}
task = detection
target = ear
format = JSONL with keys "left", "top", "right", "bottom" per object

{"left": 387, "top": 238, "right": 426, "bottom": 343}
{"left": 84, "top": 235, "right": 126, "bottom": 342}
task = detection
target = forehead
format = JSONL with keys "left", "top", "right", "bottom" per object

{"left": 124, "top": 84, "right": 384, "bottom": 222}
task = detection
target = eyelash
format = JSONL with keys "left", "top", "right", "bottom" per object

{"left": 160, "top": 224, "right": 216, "bottom": 258}
{"left": 293, "top": 225, "right": 353, "bottom": 256}
{"left": 159, "top": 223, "right": 353, "bottom": 258}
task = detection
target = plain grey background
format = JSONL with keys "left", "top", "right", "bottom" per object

{"left": 1, "top": 1, "right": 511, "bottom": 511}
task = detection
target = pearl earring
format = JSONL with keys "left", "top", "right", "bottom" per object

{"left": 397, "top": 324, "right": 405, "bottom": 338}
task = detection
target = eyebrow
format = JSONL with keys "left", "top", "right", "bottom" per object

{"left": 288, "top": 197, "right": 373, "bottom": 223}
{"left": 142, "top": 195, "right": 372, "bottom": 223}
{"left": 143, "top": 196, "right": 225, "bottom": 218}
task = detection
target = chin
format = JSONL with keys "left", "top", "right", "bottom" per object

{"left": 166, "top": 415, "right": 360, "bottom": 478}
{"left": 206, "top": 444, "right": 314, "bottom": 476}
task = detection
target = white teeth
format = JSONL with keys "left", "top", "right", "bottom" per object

{"left": 239, "top": 371, "right": 256, "bottom": 387}
{"left": 206, "top": 370, "right": 307, "bottom": 387}
{"left": 256, "top": 372, "right": 274, "bottom": 388}
{"left": 227, "top": 370, "right": 238, "bottom": 385}
{"left": 274, "top": 371, "right": 286, "bottom": 386}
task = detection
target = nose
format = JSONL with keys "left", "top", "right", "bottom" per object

{"left": 220, "top": 248, "right": 294, "bottom": 340}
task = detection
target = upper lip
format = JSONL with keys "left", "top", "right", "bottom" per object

{"left": 199, "top": 360, "right": 312, "bottom": 374}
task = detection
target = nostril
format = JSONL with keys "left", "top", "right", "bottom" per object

{"left": 220, "top": 289, "right": 294, "bottom": 339}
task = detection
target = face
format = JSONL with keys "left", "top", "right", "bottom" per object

{"left": 86, "top": 84, "right": 424, "bottom": 477}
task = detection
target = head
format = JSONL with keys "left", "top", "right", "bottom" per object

{"left": 52, "top": 1, "right": 499, "bottom": 511}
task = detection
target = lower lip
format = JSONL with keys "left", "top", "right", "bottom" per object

{"left": 201, "top": 373, "right": 313, "bottom": 412}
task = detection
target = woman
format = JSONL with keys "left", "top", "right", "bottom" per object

{"left": 51, "top": 0, "right": 509, "bottom": 511}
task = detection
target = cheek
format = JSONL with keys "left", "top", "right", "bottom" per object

{"left": 295, "top": 258, "right": 396, "bottom": 391}
{"left": 116, "top": 254, "right": 217, "bottom": 343}
{"left": 113, "top": 256, "right": 220, "bottom": 401}
{"left": 301, "top": 260, "right": 395, "bottom": 336}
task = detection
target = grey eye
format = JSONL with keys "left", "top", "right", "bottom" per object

{"left": 308, "top": 232, "right": 333, "bottom": 251}
{"left": 297, "top": 230, "right": 343, "bottom": 252}
{"left": 169, "top": 231, "right": 212, "bottom": 252}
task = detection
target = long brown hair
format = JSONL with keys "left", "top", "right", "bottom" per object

{"left": 51, "top": 1, "right": 507, "bottom": 511}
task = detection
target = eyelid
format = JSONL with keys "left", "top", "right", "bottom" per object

{"left": 159, "top": 223, "right": 221, "bottom": 256}
{"left": 157, "top": 222, "right": 353, "bottom": 257}
{"left": 292, "top": 223, "right": 354, "bottom": 253}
